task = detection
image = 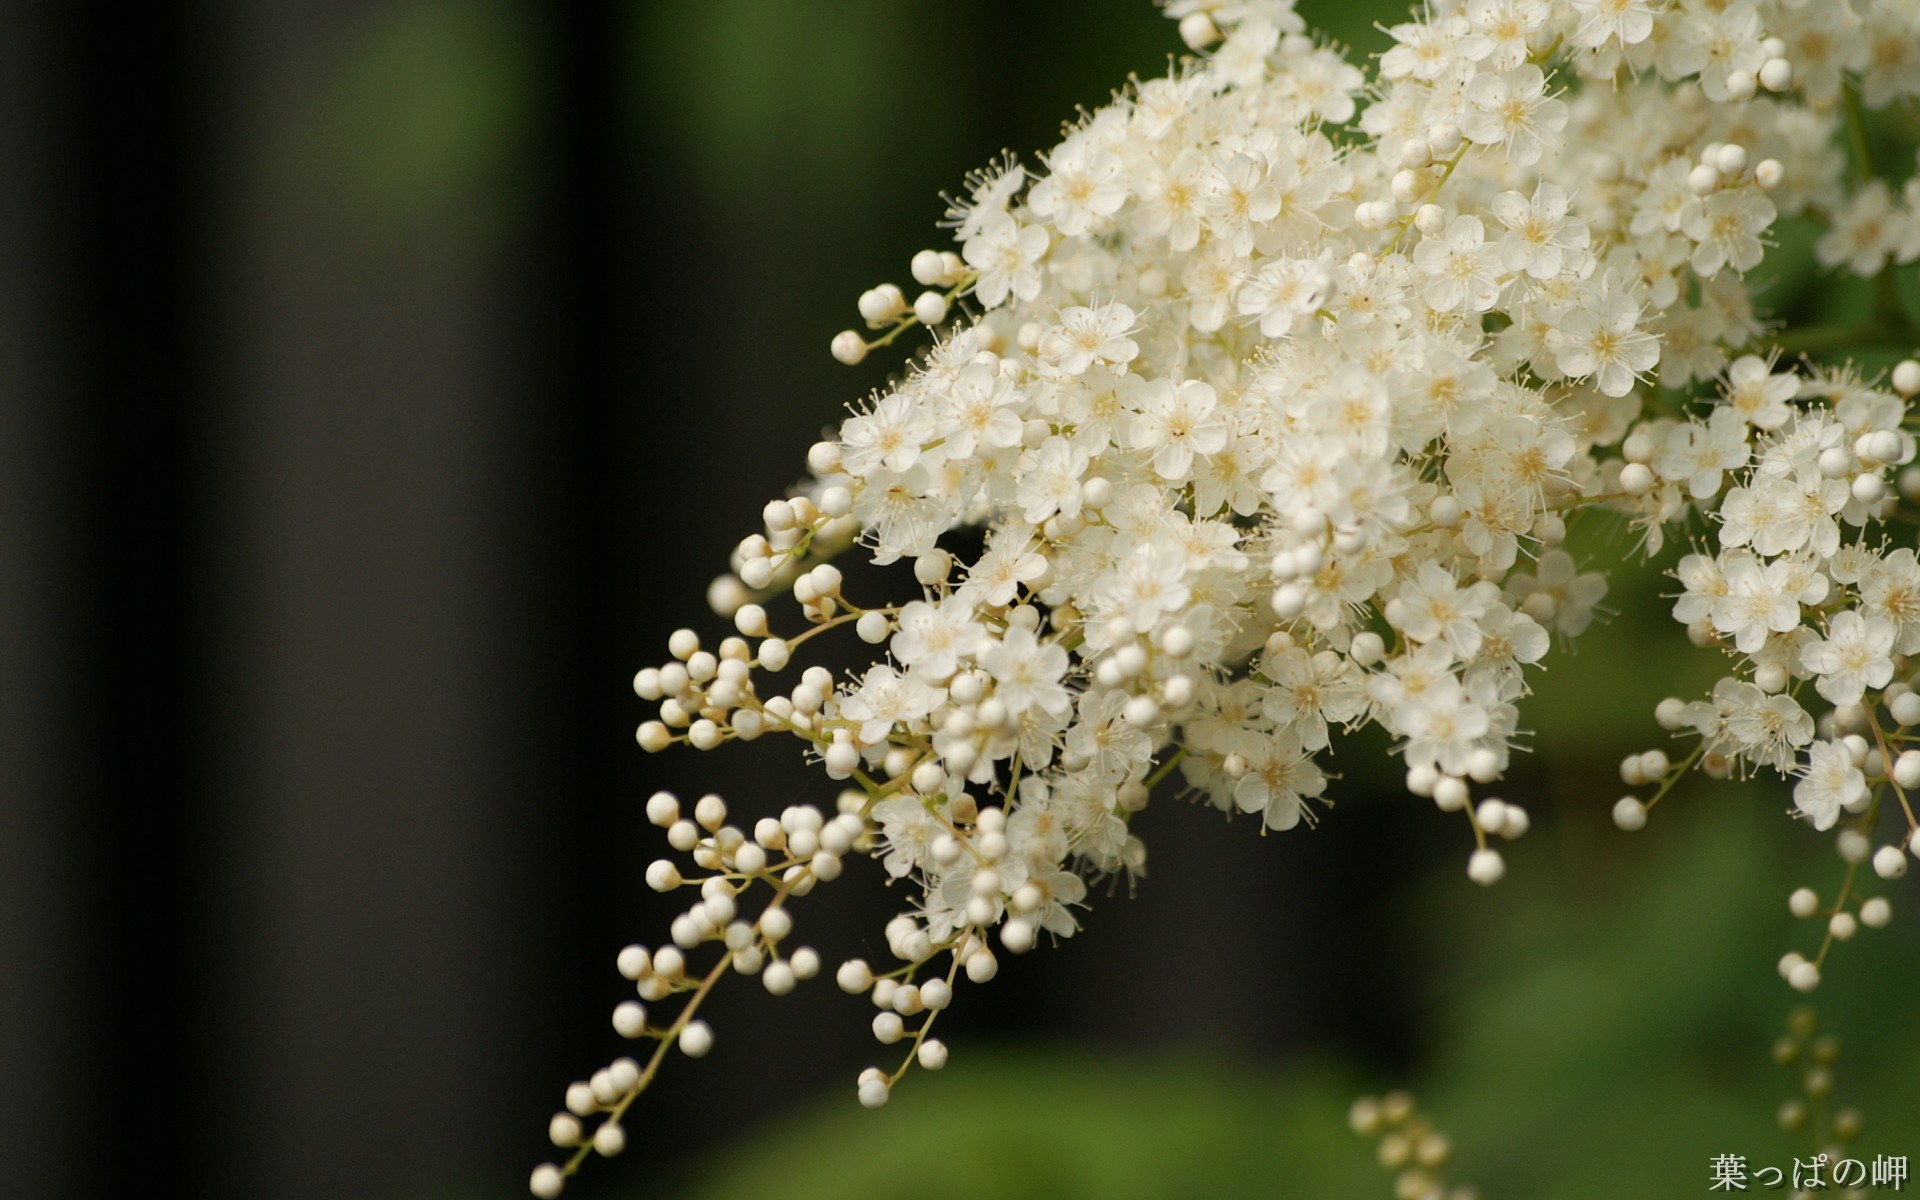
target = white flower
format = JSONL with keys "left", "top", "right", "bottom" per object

{"left": 980, "top": 625, "right": 1072, "bottom": 719}
{"left": 1017, "top": 436, "right": 1093, "bottom": 524}
{"left": 1461, "top": 65, "right": 1567, "bottom": 166}
{"left": 1710, "top": 552, "right": 1803, "bottom": 655}
{"left": 1222, "top": 728, "right": 1327, "bottom": 831}
{"left": 1462, "top": 0, "right": 1547, "bottom": 70}
{"left": 1548, "top": 283, "right": 1658, "bottom": 397}
{"left": 1382, "top": 15, "right": 1462, "bottom": 82}
{"left": 1567, "top": 0, "right": 1659, "bottom": 49}
{"left": 958, "top": 530, "right": 1048, "bottom": 608}
{"left": 1039, "top": 302, "right": 1140, "bottom": 377}
{"left": 1815, "top": 181, "right": 1916, "bottom": 277}
{"left": 1398, "top": 676, "right": 1492, "bottom": 778}
{"left": 1801, "top": 610, "right": 1896, "bottom": 707}
{"left": 1413, "top": 215, "right": 1505, "bottom": 314}
{"left": 1385, "top": 563, "right": 1500, "bottom": 659}
{"left": 1126, "top": 377, "right": 1228, "bottom": 481}
{"left": 941, "top": 361, "right": 1025, "bottom": 458}
{"left": 1027, "top": 141, "right": 1128, "bottom": 238}
{"left": 892, "top": 597, "right": 988, "bottom": 681}
{"left": 1654, "top": 407, "right": 1749, "bottom": 500}
{"left": 1666, "top": 2, "right": 1766, "bottom": 102}
{"left": 840, "top": 391, "right": 934, "bottom": 476}
{"left": 1259, "top": 646, "right": 1366, "bottom": 751}
{"left": 1720, "top": 355, "right": 1796, "bottom": 431}
{"left": 1094, "top": 541, "right": 1193, "bottom": 633}
{"left": 1683, "top": 190, "right": 1775, "bottom": 278}
{"left": 1203, "top": 152, "right": 1283, "bottom": 258}
{"left": 962, "top": 211, "right": 1049, "bottom": 308}
{"left": 1491, "top": 183, "right": 1588, "bottom": 281}
{"left": 1793, "top": 739, "right": 1866, "bottom": 832}
{"left": 1236, "top": 255, "right": 1332, "bottom": 337}
{"left": 839, "top": 665, "right": 944, "bottom": 746}
{"left": 1064, "top": 689, "right": 1153, "bottom": 786}
{"left": 1857, "top": 548, "right": 1920, "bottom": 654}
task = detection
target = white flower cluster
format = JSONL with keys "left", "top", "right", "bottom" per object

{"left": 534, "top": 1, "right": 1920, "bottom": 1193}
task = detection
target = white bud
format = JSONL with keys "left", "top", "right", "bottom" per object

{"left": 911, "top": 249, "right": 947, "bottom": 286}
{"left": 1788, "top": 887, "right": 1819, "bottom": 919}
{"left": 1353, "top": 200, "right": 1394, "bottom": 231}
{"left": 1874, "top": 844, "right": 1909, "bottom": 879}
{"left": 612, "top": 1000, "right": 648, "bottom": 1038}
{"left": 913, "top": 290, "right": 949, "bottom": 325}
{"left": 837, "top": 958, "right": 873, "bottom": 993}
{"left": 1754, "top": 158, "right": 1784, "bottom": 190}
{"left": 645, "top": 792, "right": 679, "bottom": 827}
{"left": 645, "top": 860, "right": 682, "bottom": 892}
{"left": 965, "top": 947, "right": 999, "bottom": 983}
{"left": 1893, "top": 750, "right": 1920, "bottom": 790}
{"left": 918, "top": 1038, "right": 949, "bottom": 1070}
{"left": 857, "top": 284, "right": 905, "bottom": 325}
{"left": 762, "top": 960, "right": 797, "bottom": 995}
{"left": 1838, "top": 828, "right": 1872, "bottom": 864}
{"left": 1612, "top": 797, "right": 1648, "bottom": 832}
{"left": 1474, "top": 798, "right": 1509, "bottom": 832}
{"left": 1466, "top": 848, "right": 1505, "bottom": 886}
{"left": 856, "top": 610, "right": 891, "bottom": 644}
{"left": 592, "top": 1121, "right": 626, "bottom": 1157}
{"left": 679, "top": 1019, "right": 714, "bottom": 1057}
{"left": 830, "top": 330, "right": 867, "bottom": 365}
{"left": 1178, "top": 11, "right": 1220, "bottom": 49}
{"left": 548, "top": 1113, "right": 583, "bottom": 1148}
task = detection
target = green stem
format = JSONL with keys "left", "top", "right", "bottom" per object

{"left": 1763, "top": 320, "right": 1914, "bottom": 357}
{"left": 1842, "top": 82, "right": 1875, "bottom": 182}
{"left": 1145, "top": 746, "right": 1189, "bottom": 790}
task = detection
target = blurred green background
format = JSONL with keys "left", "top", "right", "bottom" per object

{"left": 11, "top": 2, "right": 1915, "bottom": 1199}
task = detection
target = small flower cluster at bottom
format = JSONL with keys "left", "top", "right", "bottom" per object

{"left": 1350, "top": 1091, "right": 1477, "bottom": 1200}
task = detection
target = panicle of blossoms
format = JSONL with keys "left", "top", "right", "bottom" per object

{"left": 536, "top": 1, "right": 1920, "bottom": 1192}
{"left": 1769, "top": 1006, "right": 1870, "bottom": 1170}
{"left": 1350, "top": 1090, "right": 1477, "bottom": 1200}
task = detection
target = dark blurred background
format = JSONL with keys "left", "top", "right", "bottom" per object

{"left": 4, "top": 3, "right": 1916, "bottom": 1198}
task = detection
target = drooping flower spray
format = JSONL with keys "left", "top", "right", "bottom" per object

{"left": 532, "top": 2, "right": 1920, "bottom": 1193}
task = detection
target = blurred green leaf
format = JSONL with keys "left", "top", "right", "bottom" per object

{"left": 311, "top": 0, "right": 540, "bottom": 240}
